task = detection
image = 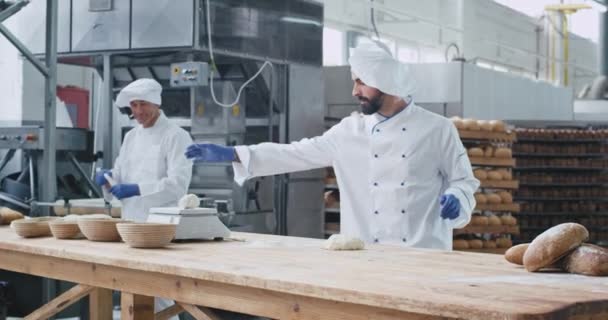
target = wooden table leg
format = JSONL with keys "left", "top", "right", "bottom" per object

{"left": 178, "top": 302, "right": 223, "bottom": 320}
{"left": 90, "top": 288, "right": 113, "bottom": 320}
{"left": 25, "top": 284, "right": 94, "bottom": 320}
{"left": 121, "top": 292, "right": 154, "bottom": 320}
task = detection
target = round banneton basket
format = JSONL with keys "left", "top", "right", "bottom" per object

{"left": 11, "top": 217, "right": 58, "bottom": 238}
{"left": 116, "top": 223, "right": 176, "bottom": 248}
{"left": 77, "top": 219, "right": 129, "bottom": 242}
{"left": 49, "top": 220, "right": 84, "bottom": 239}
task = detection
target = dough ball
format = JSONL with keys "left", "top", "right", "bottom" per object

{"left": 178, "top": 194, "right": 200, "bottom": 209}
{"left": 323, "top": 234, "right": 365, "bottom": 251}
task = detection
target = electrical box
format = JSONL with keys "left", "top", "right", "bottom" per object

{"left": 170, "top": 62, "right": 209, "bottom": 87}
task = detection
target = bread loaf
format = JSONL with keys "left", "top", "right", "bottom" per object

{"left": 463, "top": 119, "right": 480, "bottom": 131}
{"left": 483, "top": 146, "right": 494, "bottom": 158}
{"left": 469, "top": 239, "right": 483, "bottom": 249}
{"left": 497, "top": 191, "right": 513, "bottom": 204}
{"left": 505, "top": 243, "right": 529, "bottom": 265}
{"left": 474, "top": 193, "right": 487, "bottom": 204}
{"left": 483, "top": 240, "right": 497, "bottom": 249}
{"left": 486, "top": 193, "right": 502, "bottom": 204}
{"left": 478, "top": 120, "right": 493, "bottom": 132}
{"left": 453, "top": 239, "right": 469, "bottom": 250}
{"left": 488, "top": 215, "right": 502, "bottom": 226}
{"left": 497, "top": 169, "right": 512, "bottom": 181}
{"left": 490, "top": 120, "right": 506, "bottom": 132}
{"left": 559, "top": 244, "right": 608, "bottom": 276}
{"left": 0, "top": 207, "right": 24, "bottom": 225}
{"left": 451, "top": 117, "right": 465, "bottom": 130}
{"left": 496, "top": 238, "right": 513, "bottom": 248}
{"left": 487, "top": 171, "right": 503, "bottom": 181}
{"left": 473, "top": 169, "right": 487, "bottom": 180}
{"left": 523, "top": 223, "right": 589, "bottom": 272}
{"left": 471, "top": 215, "right": 489, "bottom": 226}
{"left": 500, "top": 215, "right": 517, "bottom": 226}
{"left": 494, "top": 148, "right": 512, "bottom": 158}
{"left": 468, "top": 148, "right": 483, "bottom": 158}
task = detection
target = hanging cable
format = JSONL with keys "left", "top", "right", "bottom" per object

{"left": 370, "top": 0, "right": 380, "bottom": 39}
{"left": 205, "top": 0, "right": 273, "bottom": 108}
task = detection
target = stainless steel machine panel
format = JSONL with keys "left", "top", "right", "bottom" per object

{"left": 0, "top": 127, "right": 89, "bottom": 151}
{"left": 71, "top": 0, "right": 130, "bottom": 51}
{"left": 204, "top": 0, "right": 323, "bottom": 66}
{"left": 11, "top": 0, "right": 71, "bottom": 54}
{"left": 191, "top": 81, "right": 246, "bottom": 136}
{"left": 131, "top": 0, "right": 194, "bottom": 49}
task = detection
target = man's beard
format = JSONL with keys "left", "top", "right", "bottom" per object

{"left": 358, "top": 93, "right": 384, "bottom": 115}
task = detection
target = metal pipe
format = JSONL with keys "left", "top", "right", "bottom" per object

{"left": 41, "top": 0, "right": 58, "bottom": 215}
{"left": 42, "top": 0, "right": 58, "bottom": 308}
{"left": 66, "top": 152, "right": 102, "bottom": 198}
{"left": 563, "top": 12, "right": 569, "bottom": 86}
{"left": 28, "top": 153, "right": 34, "bottom": 201}
{"left": 600, "top": 10, "right": 608, "bottom": 76}
{"left": 0, "top": 24, "right": 48, "bottom": 76}
{"left": 102, "top": 54, "right": 113, "bottom": 169}
{"left": 0, "top": 0, "right": 28, "bottom": 23}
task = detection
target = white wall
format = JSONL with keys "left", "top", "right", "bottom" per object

{"left": 321, "top": 0, "right": 599, "bottom": 92}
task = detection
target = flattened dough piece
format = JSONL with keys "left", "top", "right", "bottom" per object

{"left": 323, "top": 234, "right": 365, "bottom": 251}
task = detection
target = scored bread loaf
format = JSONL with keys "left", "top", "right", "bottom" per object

{"left": 473, "top": 169, "right": 488, "bottom": 180}
{"left": 453, "top": 239, "right": 469, "bottom": 250}
{"left": 505, "top": 243, "right": 529, "bottom": 265}
{"left": 487, "top": 170, "right": 503, "bottom": 181}
{"left": 468, "top": 148, "right": 484, "bottom": 158}
{"left": 0, "top": 207, "right": 24, "bottom": 225}
{"left": 523, "top": 223, "right": 589, "bottom": 272}
{"left": 558, "top": 244, "right": 608, "bottom": 276}
{"left": 486, "top": 193, "right": 502, "bottom": 204}
{"left": 494, "top": 148, "right": 512, "bottom": 158}
{"left": 474, "top": 193, "right": 487, "bottom": 204}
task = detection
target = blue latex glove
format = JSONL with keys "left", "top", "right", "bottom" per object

{"left": 184, "top": 144, "right": 236, "bottom": 162}
{"left": 440, "top": 194, "right": 460, "bottom": 220}
{"left": 109, "top": 184, "right": 140, "bottom": 200}
{"left": 95, "top": 169, "right": 112, "bottom": 187}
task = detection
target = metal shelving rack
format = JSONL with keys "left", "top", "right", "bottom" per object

{"left": 513, "top": 128, "right": 608, "bottom": 246}
{"left": 454, "top": 128, "right": 519, "bottom": 254}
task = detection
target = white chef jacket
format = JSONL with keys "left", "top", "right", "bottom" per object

{"left": 103, "top": 111, "right": 193, "bottom": 222}
{"left": 233, "top": 103, "right": 479, "bottom": 250}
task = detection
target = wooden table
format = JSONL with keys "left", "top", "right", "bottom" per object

{"left": 0, "top": 226, "right": 606, "bottom": 320}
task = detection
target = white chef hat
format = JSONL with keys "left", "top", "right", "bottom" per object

{"left": 115, "top": 78, "right": 162, "bottom": 108}
{"left": 348, "top": 41, "right": 416, "bottom": 98}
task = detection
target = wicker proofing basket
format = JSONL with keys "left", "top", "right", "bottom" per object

{"left": 77, "top": 219, "right": 129, "bottom": 242}
{"left": 116, "top": 223, "right": 176, "bottom": 248}
{"left": 49, "top": 220, "right": 83, "bottom": 239}
{"left": 11, "top": 217, "right": 57, "bottom": 238}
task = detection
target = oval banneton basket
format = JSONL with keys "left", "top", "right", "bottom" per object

{"left": 11, "top": 217, "right": 58, "bottom": 238}
{"left": 77, "top": 219, "right": 129, "bottom": 242}
{"left": 116, "top": 223, "right": 176, "bottom": 248}
{"left": 49, "top": 220, "right": 84, "bottom": 239}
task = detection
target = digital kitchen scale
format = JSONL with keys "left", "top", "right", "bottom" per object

{"left": 147, "top": 207, "right": 231, "bottom": 240}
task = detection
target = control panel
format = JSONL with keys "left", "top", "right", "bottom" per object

{"left": 170, "top": 61, "right": 209, "bottom": 87}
